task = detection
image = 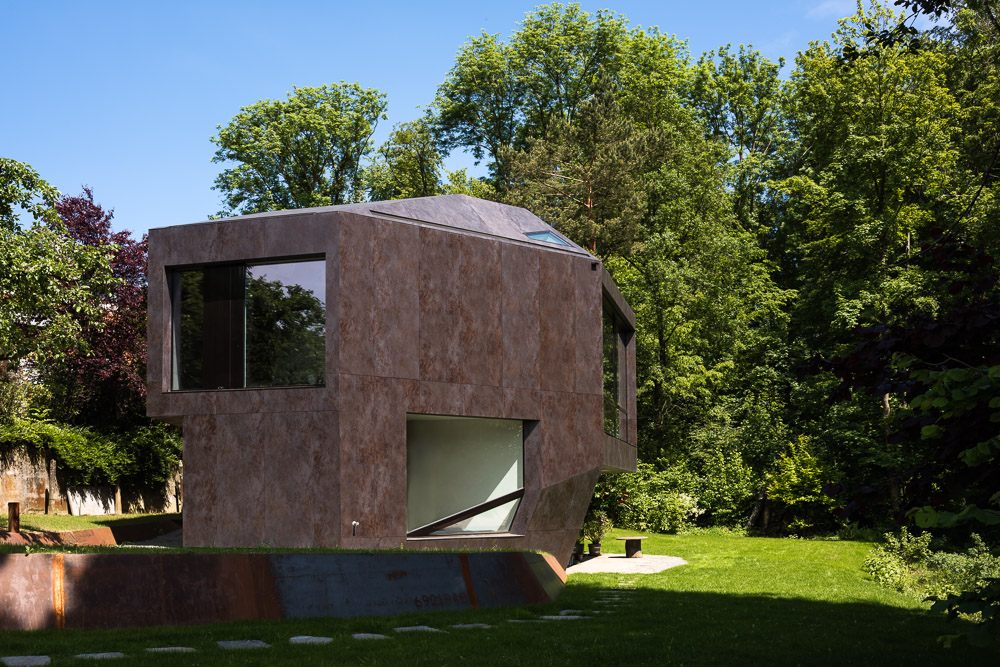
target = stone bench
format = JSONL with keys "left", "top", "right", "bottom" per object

{"left": 616, "top": 536, "right": 647, "bottom": 558}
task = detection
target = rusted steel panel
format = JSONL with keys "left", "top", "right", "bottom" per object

{"left": 0, "top": 551, "right": 563, "bottom": 631}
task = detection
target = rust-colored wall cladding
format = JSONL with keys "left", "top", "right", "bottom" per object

{"left": 147, "top": 195, "right": 636, "bottom": 566}
{"left": 0, "top": 552, "right": 565, "bottom": 631}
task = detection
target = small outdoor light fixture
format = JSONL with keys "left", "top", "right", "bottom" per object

{"left": 352, "top": 520, "right": 360, "bottom": 536}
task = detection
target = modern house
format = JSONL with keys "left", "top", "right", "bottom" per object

{"left": 146, "top": 194, "right": 636, "bottom": 565}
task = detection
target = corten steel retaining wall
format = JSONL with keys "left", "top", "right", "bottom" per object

{"left": 0, "top": 551, "right": 565, "bottom": 631}
{"left": 147, "top": 196, "right": 638, "bottom": 565}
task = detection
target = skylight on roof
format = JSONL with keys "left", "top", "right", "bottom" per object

{"left": 525, "top": 231, "right": 569, "bottom": 246}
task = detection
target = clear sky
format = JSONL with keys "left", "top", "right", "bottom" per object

{"left": 2, "top": 0, "right": 893, "bottom": 237}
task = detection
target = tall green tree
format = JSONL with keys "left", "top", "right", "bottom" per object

{"left": 505, "top": 73, "right": 662, "bottom": 256}
{"left": 211, "top": 83, "right": 387, "bottom": 215}
{"left": 432, "top": 3, "right": 631, "bottom": 189}
{"left": 687, "top": 44, "right": 789, "bottom": 235}
{"left": 365, "top": 119, "right": 444, "bottom": 201}
{"left": 0, "top": 160, "right": 115, "bottom": 421}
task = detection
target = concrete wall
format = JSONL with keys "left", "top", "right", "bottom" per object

{"left": 1, "top": 450, "right": 181, "bottom": 517}
{"left": 1, "top": 450, "right": 67, "bottom": 514}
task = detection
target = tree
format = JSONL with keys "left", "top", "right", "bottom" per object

{"left": 211, "top": 83, "right": 387, "bottom": 215}
{"left": 504, "top": 73, "right": 661, "bottom": 256}
{"left": 0, "top": 160, "right": 115, "bottom": 421}
{"left": 432, "top": 3, "right": 631, "bottom": 189}
{"left": 37, "top": 188, "right": 148, "bottom": 428}
{"left": 365, "top": 119, "right": 443, "bottom": 201}
{"left": 686, "top": 44, "right": 789, "bottom": 235}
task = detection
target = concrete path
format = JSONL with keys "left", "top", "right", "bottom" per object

{"left": 566, "top": 554, "right": 687, "bottom": 575}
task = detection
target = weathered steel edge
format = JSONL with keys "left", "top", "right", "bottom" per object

{"left": 0, "top": 551, "right": 565, "bottom": 631}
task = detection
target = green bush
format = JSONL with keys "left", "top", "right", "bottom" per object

{"left": 864, "top": 528, "right": 1000, "bottom": 605}
{"left": 768, "top": 436, "right": 837, "bottom": 533}
{"left": 0, "top": 418, "right": 181, "bottom": 488}
{"left": 594, "top": 463, "right": 705, "bottom": 534}
{"left": 694, "top": 449, "right": 757, "bottom": 525}
{"left": 582, "top": 510, "right": 613, "bottom": 543}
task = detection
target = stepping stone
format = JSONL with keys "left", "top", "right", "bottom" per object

{"left": 449, "top": 623, "right": 492, "bottom": 629}
{"left": 2, "top": 659, "right": 51, "bottom": 667}
{"left": 217, "top": 640, "right": 270, "bottom": 650}
{"left": 145, "top": 647, "right": 195, "bottom": 653}
{"left": 541, "top": 615, "right": 585, "bottom": 620}
{"left": 352, "top": 633, "right": 388, "bottom": 640}
{"left": 559, "top": 609, "right": 584, "bottom": 615}
{"left": 74, "top": 654, "right": 125, "bottom": 660}
{"left": 506, "top": 619, "right": 543, "bottom": 623}
{"left": 290, "top": 636, "right": 334, "bottom": 645}
{"left": 394, "top": 625, "right": 444, "bottom": 633}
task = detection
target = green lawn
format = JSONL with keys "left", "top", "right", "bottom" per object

{"left": 3, "top": 512, "right": 180, "bottom": 533}
{"left": 0, "top": 529, "right": 993, "bottom": 665}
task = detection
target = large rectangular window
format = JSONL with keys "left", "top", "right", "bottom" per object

{"left": 169, "top": 257, "right": 325, "bottom": 390}
{"left": 406, "top": 415, "right": 524, "bottom": 537}
{"left": 603, "top": 298, "right": 628, "bottom": 439}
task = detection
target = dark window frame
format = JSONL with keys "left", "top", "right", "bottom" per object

{"left": 602, "top": 293, "right": 632, "bottom": 440}
{"left": 167, "top": 254, "right": 326, "bottom": 391}
{"left": 405, "top": 414, "right": 530, "bottom": 538}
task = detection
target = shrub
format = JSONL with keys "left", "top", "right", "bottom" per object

{"left": 865, "top": 528, "right": 1000, "bottom": 609}
{"left": 768, "top": 436, "right": 837, "bottom": 533}
{"left": 582, "top": 510, "right": 613, "bottom": 543}
{"left": 0, "top": 418, "right": 181, "bottom": 488}
{"left": 595, "top": 463, "right": 705, "bottom": 534}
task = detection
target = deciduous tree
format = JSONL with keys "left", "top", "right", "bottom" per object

{"left": 211, "top": 83, "right": 387, "bottom": 215}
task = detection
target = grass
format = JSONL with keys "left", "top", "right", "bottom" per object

{"left": 0, "top": 529, "right": 994, "bottom": 665}
{"left": 2, "top": 512, "right": 180, "bottom": 533}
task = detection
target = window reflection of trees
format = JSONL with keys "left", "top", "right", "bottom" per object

{"left": 245, "top": 275, "right": 325, "bottom": 387}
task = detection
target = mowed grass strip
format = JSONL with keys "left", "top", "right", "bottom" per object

{"left": 2, "top": 512, "right": 180, "bottom": 533}
{"left": 0, "top": 531, "right": 993, "bottom": 665}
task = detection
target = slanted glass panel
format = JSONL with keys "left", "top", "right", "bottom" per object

{"left": 406, "top": 415, "right": 524, "bottom": 535}
{"left": 432, "top": 498, "right": 522, "bottom": 535}
{"left": 245, "top": 260, "right": 326, "bottom": 387}
{"left": 525, "top": 230, "right": 569, "bottom": 246}
{"left": 603, "top": 299, "right": 626, "bottom": 439}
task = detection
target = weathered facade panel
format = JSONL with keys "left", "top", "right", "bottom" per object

{"left": 147, "top": 195, "right": 636, "bottom": 564}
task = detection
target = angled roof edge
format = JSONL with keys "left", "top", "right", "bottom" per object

{"left": 151, "top": 195, "right": 595, "bottom": 258}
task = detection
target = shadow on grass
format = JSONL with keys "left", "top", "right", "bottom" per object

{"left": 0, "top": 578, "right": 994, "bottom": 665}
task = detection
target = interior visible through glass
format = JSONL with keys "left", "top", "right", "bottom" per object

{"left": 406, "top": 415, "right": 524, "bottom": 535}
{"left": 170, "top": 258, "right": 325, "bottom": 390}
{"left": 603, "top": 299, "right": 626, "bottom": 439}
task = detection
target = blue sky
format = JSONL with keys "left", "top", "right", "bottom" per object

{"left": 3, "top": 0, "right": 897, "bottom": 237}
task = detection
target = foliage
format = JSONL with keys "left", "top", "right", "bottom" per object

{"left": 767, "top": 436, "right": 838, "bottom": 533}
{"left": 441, "top": 169, "right": 499, "bottom": 200}
{"left": 211, "top": 83, "right": 387, "bottom": 215}
{"left": 505, "top": 72, "right": 662, "bottom": 256}
{"left": 593, "top": 464, "right": 705, "bottom": 533}
{"left": 34, "top": 188, "right": 148, "bottom": 428}
{"left": 432, "top": 3, "right": 631, "bottom": 187}
{"left": 0, "top": 161, "right": 116, "bottom": 422}
{"left": 865, "top": 527, "right": 1000, "bottom": 644}
{"left": 581, "top": 509, "right": 613, "bottom": 543}
{"left": 365, "top": 119, "right": 443, "bottom": 200}
{"left": 0, "top": 418, "right": 181, "bottom": 488}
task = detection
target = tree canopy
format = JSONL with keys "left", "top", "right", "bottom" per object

{"left": 211, "top": 83, "right": 388, "bottom": 215}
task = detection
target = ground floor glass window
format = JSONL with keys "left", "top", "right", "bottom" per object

{"left": 406, "top": 415, "right": 524, "bottom": 536}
